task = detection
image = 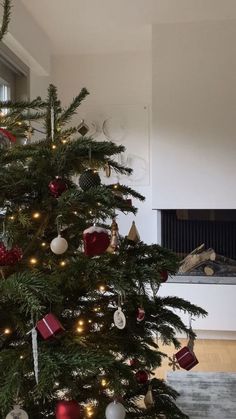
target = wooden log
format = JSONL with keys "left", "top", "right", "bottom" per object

{"left": 214, "top": 254, "right": 236, "bottom": 267}
{"left": 180, "top": 244, "right": 205, "bottom": 264}
{"left": 204, "top": 265, "right": 215, "bottom": 276}
{"left": 179, "top": 247, "right": 216, "bottom": 274}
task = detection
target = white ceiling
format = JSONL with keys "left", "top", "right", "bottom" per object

{"left": 21, "top": 0, "right": 236, "bottom": 55}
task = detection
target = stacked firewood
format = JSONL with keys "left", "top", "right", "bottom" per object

{"left": 179, "top": 244, "right": 236, "bottom": 276}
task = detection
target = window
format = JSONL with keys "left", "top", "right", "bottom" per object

{"left": 0, "top": 43, "right": 29, "bottom": 102}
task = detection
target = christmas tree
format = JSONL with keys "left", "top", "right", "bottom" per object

{"left": 0, "top": 84, "right": 207, "bottom": 419}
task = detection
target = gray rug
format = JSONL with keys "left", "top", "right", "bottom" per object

{"left": 167, "top": 372, "right": 236, "bottom": 419}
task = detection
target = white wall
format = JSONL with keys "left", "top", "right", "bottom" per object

{"left": 3, "top": 0, "right": 51, "bottom": 98}
{"left": 159, "top": 283, "right": 236, "bottom": 337}
{"left": 152, "top": 21, "right": 236, "bottom": 209}
{"left": 52, "top": 52, "right": 156, "bottom": 244}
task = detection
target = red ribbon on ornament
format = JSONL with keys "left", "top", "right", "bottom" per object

{"left": 0, "top": 128, "right": 16, "bottom": 142}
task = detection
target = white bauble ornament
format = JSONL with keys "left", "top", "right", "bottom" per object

{"left": 105, "top": 401, "right": 126, "bottom": 419}
{"left": 6, "top": 405, "right": 29, "bottom": 419}
{"left": 50, "top": 234, "right": 68, "bottom": 255}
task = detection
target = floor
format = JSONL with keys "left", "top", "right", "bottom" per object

{"left": 167, "top": 371, "right": 236, "bottom": 418}
{"left": 156, "top": 339, "right": 236, "bottom": 379}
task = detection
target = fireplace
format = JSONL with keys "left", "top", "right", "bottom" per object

{"left": 161, "top": 210, "right": 236, "bottom": 277}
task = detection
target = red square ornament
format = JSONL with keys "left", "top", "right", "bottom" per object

{"left": 83, "top": 226, "right": 110, "bottom": 257}
{"left": 36, "top": 313, "right": 64, "bottom": 340}
{"left": 175, "top": 346, "right": 199, "bottom": 370}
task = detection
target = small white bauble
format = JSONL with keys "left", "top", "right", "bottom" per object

{"left": 6, "top": 405, "right": 29, "bottom": 419}
{"left": 50, "top": 234, "right": 68, "bottom": 255}
{"left": 105, "top": 401, "right": 126, "bottom": 419}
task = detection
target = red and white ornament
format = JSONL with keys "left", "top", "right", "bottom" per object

{"left": 50, "top": 234, "right": 68, "bottom": 255}
{"left": 55, "top": 400, "right": 82, "bottom": 419}
{"left": 105, "top": 401, "right": 126, "bottom": 419}
{"left": 49, "top": 177, "right": 68, "bottom": 198}
{"left": 0, "top": 243, "right": 22, "bottom": 266}
{"left": 175, "top": 346, "right": 199, "bottom": 371}
{"left": 36, "top": 313, "right": 64, "bottom": 340}
{"left": 136, "top": 307, "right": 145, "bottom": 323}
{"left": 83, "top": 225, "right": 110, "bottom": 256}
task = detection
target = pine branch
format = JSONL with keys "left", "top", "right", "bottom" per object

{"left": 0, "top": 97, "right": 45, "bottom": 111}
{"left": 0, "top": 0, "right": 11, "bottom": 42}
{"left": 59, "top": 88, "right": 89, "bottom": 125}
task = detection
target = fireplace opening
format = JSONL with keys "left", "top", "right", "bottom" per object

{"left": 161, "top": 210, "right": 236, "bottom": 276}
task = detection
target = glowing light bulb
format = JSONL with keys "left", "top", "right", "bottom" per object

{"left": 9, "top": 215, "right": 15, "bottom": 220}
{"left": 101, "top": 378, "right": 107, "bottom": 387}
{"left": 52, "top": 144, "right": 57, "bottom": 150}
{"left": 73, "top": 211, "right": 78, "bottom": 215}
{"left": 33, "top": 212, "right": 40, "bottom": 219}
{"left": 78, "top": 320, "right": 84, "bottom": 326}
{"left": 99, "top": 285, "right": 106, "bottom": 292}
{"left": 17, "top": 121, "right": 22, "bottom": 126}
{"left": 88, "top": 319, "right": 92, "bottom": 324}
{"left": 62, "top": 139, "right": 67, "bottom": 144}
{"left": 89, "top": 210, "right": 93, "bottom": 215}
{"left": 60, "top": 260, "right": 66, "bottom": 267}
{"left": 41, "top": 242, "right": 46, "bottom": 247}
{"left": 30, "top": 257, "right": 38, "bottom": 265}
{"left": 113, "top": 184, "right": 118, "bottom": 189}
{"left": 20, "top": 355, "right": 24, "bottom": 360}
{"left": 77, "top": 327, "right": 83, "bottom": 333}
{"left": 4, "top": 328, "right": 11, "bottom": 335}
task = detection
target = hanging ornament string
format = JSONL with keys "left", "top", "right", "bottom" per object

{"left": 88, "top": 144, "right": 92, "bottom": 167}
{"left": 187, "top": 316, "right": 196, "bottom": 352}
{"left": 56, "top": 214, "right": 62, "bottom": 236}
{"left": 51, "top": 106, "right": 55, "bottom": 142}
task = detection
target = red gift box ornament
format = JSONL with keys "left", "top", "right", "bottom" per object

{"left": 175, "top": 333, "right": 199, "bottom": 371}
{"left": 175, "top": 346, "right": 199, "bottom": 370}
{"left": 83, "top": 225, "right": 110, "bottom": 257}
{"left": 36, "top": 313, "right": 64, "bottom": 340}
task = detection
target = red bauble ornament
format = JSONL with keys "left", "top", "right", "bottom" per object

{"left": 55, "top": 400, "right": 81, "bottom": 419}
{"left": 160, "top": 270, "right": 168, "bottom": 283}
{"left": 135, "top": 370, "right": 149, "bottom": 384}
{"left": 49, "top": 177, "right": 68, "bottom": 198}
{"left": 129, "top": 358, "right": 139, "bottom": 368}
{"left": 0, "top": 243, "right": 23, "bottom": 266}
